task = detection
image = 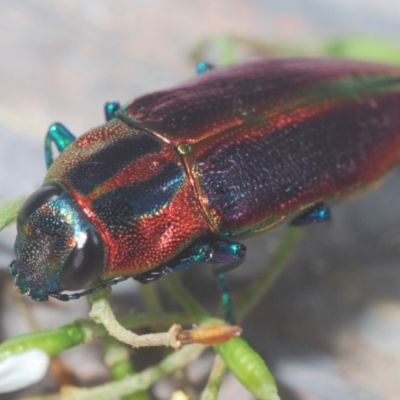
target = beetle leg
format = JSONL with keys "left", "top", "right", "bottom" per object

{"left": 205, "top": 238, "right": 246, "bottom": 323}
{"left": 216, "top": 272, "right": 235, "bottom": 323}
{"left": 135, "top": 237, "right": 246, "bottom": 284}
{"left": 133, "top": 265, "right": 173, "bottom": 284}
{"left": 290, "top": 202, "right": 331, "bottom": 226}
{"left": 207, "top": 238, "right": 246, "bottom": 324}
{"left": 196, "top": 62, "right": 215, "bottom": 75}
{"left": 134, "top": 237, "right": 244, "bottom": 324}
{"left": 45, "top": 123, "right": 76, "bottom": 169}
{"left": 104, "top": 102, "right": 121, "bottom": 122}
{"left": 134, "top": 240, "right": 214, "bottom": 283}
{"left": 208, "top": 238, "right": 246, "bottom": 265}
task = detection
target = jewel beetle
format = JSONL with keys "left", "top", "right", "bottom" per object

{"left": 9, "top": 57, "right": 400, "bottom": 301}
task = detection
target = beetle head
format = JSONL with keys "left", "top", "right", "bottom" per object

{"left": 9, "top": 185, "right": 104, "bottom": 301}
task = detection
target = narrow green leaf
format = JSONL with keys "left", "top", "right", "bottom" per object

{"left": 0, "top": 196, "right": 26, "bottom": 231}
{"left": 0, "top": 322, "right": 90, "bottom": 362}
{"left": 214, "top": 337, "right": 280, "bottom": 400}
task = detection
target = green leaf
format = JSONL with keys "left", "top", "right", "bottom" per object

{"left": 0, "top": 196, "right": 26, "bottom": 232}
{"left": 0, "top": 322, "right": 89, "bottom": 362}
{"left": 214, "top": 337, "right": 280, "bottom": 400}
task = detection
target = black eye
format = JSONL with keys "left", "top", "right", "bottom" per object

{"left": 17, "top": 185, "right": 63, "bottom": 230}
{"left": 59, "top": 229, "right": 105, "bottom": 291}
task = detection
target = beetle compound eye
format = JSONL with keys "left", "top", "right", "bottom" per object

{"left": 59, "top": 229, "right": 105, "bottom": 291}
{"left": 17, "top": 185, "right": 63, "bottom": 230}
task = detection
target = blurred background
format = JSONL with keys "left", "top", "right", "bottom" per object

{"left": 1, "top": 1, "right": 400, "bottom": 399}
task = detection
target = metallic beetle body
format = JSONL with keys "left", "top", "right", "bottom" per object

{"left": 119, "top": 58, "right": 400, "bottom": 235}
{"left": 10, "top": 58, "right": 400, "bottom": 300}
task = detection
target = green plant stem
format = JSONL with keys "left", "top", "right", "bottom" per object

{"left": 103, "top": 337, "right": 151, "bottom": 400}
{"left": 117, "top": 312, "right": 192, "bottom": 330}
{"left": 236, "top": 227, "right": 303, "bottom": 321}
{"left": 0, "top": 321, "right": 92, "bottom": 362}
{"left": 89, "top": 289, "right": 183, "bottom": 349}
{"left": 0, "top": 312, "right": 193, "bottom": 361}
{"left": 140, "top": 282, "right": 163, "bottom": 315}
{"left": 61, "top": 344, "right": 206, "bottom": 400}
{"left": 200, "top": 355, "right": 227, "bottom": 400}
{"left": 161, "top": 274, "right": 210, "bottom": 322}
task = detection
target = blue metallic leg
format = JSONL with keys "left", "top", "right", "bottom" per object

{"left": 45, "top": 102, "right": 120, "bottom": 170}
{"left": 134, "top": 236, "right": 245, "bottom": 323}
{"left": 134, "top": 236, "right": 244, "bottom": 324}
{"left": 216, "top": 273, "right": 235, "bottom": 324}
{"left": 134, "top": 241, "right": 214, "bottom": 283}
{"left": 208, "top": 239, "right": 246, "bottom": 324}
{"left": 104, "top": 102, "right": 121, "bottom": 122}
{"left": 165, "top": 241, "right": 214, "bottom": 272}
{"left": 45, "top": 123, "right": 76, "bottom": 169}
{"left": 208, "top": 239, "right": 246, "bottom": 265}
{"left": 290, "top": 202, "right": 331, "bottom": 226}
{"left": 134, "top": 237, "right": 246, "bottom": 283}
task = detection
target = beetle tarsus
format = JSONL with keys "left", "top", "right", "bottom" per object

{"left": 197, "top": 61, "right": 215, "bottom": 75}
{"left": 290, "top": 202, "right": 331, "bottom": 226}
{"left": 104, "top": 102, "right": 121, "bottom": 122}
{"left": 45, "top": 123, "right": 76, "bottom": 168}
